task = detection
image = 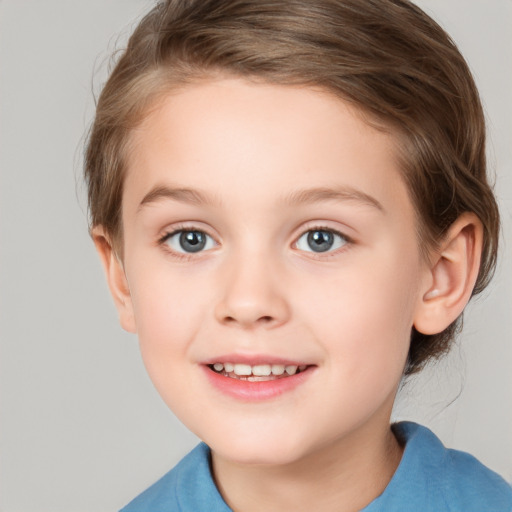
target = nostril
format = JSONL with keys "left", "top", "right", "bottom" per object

{"left": 222, "top": 314, "right": 275, "bottom": 326}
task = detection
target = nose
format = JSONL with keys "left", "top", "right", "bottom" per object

{"left": 214, "top": 252, "right": 291, "bottom": 329}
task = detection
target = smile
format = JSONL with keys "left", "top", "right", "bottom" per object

{"left": 203, "top": 360, "right": 315, "bottom": 401}
{"left": 208, "top": 362, "right": 308, "bottom": 381}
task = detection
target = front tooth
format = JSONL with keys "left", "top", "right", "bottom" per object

{"left": 271, "top": 364, "right": 285, "bottom": 375}
{"left": 224, "top": 363, "right": 234, "bottom": 372}
{"left": 285, "top": 365, "right": 298, "bottom": 375}
{"left": 213, "top": 363, "right": 224, "bottom": 372}
{"left": 233, "top": 364, "right": 252, "bottom": 376}
{"left": 252, "top": 364, "right": 271, "bottom": 376}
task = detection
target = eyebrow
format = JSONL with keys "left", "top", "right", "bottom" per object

{"left": 138, "top": 184, "right": 384, "bottom": 212}
{"left": 138, "top": 185, "right": 219, "bottom": 210}
{"left": 283, "top": 186, "right": 384, "bottom": 212}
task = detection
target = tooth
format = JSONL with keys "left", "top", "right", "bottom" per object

{"left": 213, "top": 363, "right": 224, "bottom": 372}
{"left": 248, "top": 375, "right": 273, "bottom": 382}
{"left": 285, "top": 365, "right": 298, "bottom": 375}
{"left": 252, "top": 364, "right": 271, "bottom": 376}
{"left": 233, "top": 364, "right": 252, "bottom": 376}
{"left": 271, "top": 364, "right": 285, "bottom": 375}
{"left": 298, "top": 365, "right": 307, "bottom": 372}
{"left": 224, "top": 363, "right": 234, "bottom": 372}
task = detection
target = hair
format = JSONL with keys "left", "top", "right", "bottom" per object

{"left": 84, "top": 0, "right": 500, "bottom": 375}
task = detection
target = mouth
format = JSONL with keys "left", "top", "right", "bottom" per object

{"left": 207, "top": 362, "right": 309, "bottom": 381}
{"left": 203, "top": 360, "right": 315, "bottom": 401}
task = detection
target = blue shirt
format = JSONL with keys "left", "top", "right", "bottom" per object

{"left": 120, "top": 422, "right": 512, "bottom": 511}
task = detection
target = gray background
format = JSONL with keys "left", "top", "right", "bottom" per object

{"left": 0, "top": 1, "right": 510, "bottom": 510}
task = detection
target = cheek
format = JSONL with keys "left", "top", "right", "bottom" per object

{"left": 128, "top": 271, "right": 209, "bottom": 413}
{"left": 298, "top": 254, "right": 419, "bottom": 374}
{"left": 127, "top": 264, "right": 209, "bottom": 366}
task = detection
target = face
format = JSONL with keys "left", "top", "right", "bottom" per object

{"left": 118, "top": 78, "right": 430, "bottom": 466}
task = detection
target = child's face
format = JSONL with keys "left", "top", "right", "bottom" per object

{"left": 118, "top": 78, "right": 430, "bottom": 465}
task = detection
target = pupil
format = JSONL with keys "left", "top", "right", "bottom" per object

{"left": 307, "top": 230, "right": 333, "bottom": 252}
{"left": 180, "top": 231, "right": 206, "bottom": 253}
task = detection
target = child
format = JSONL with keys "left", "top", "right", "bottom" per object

{"left": 84, "top": 0, "right": 512, "bottom": 510}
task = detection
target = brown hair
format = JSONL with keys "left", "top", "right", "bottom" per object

{"left": 84, "top": 0, "right": 500, "bottom": 375}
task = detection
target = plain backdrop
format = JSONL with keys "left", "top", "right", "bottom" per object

{"left": 0, "top": 1, "right": 511, "bottom": 511}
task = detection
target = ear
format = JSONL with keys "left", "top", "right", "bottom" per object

{"left": 413, "top": 213, "right": 483, "bottom": 335}
{"left": 92, "top": 227, "right": 137, "bottom": 333}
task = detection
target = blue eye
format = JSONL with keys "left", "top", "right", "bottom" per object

{"left": 296, "top": 229, "right": 348, "bottom": 253}
{"left": 163, "top": 230, "right": 216, "bottom": 253}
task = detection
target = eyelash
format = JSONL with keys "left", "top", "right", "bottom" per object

{"left": 158, "top": 224, "right": 353, "bottom": 260}
{"left": 157, "top": 224, "right": 216, "bottom": 261}
{"left": 294, "top": 225, "right": 352, "bottom": 258}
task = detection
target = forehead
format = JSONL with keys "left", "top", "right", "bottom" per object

{"left": 124, "top": 78, "right": 410, "bottom": 218}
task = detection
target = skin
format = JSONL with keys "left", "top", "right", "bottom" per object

{"left": 94, "top": 78, "right": 483, "bottom": 512}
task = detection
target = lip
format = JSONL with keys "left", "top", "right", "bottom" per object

{"left": 201, "top": 353, "right": 308, "bottom": 366}
{"left": 201, "top": 361, "right": 316, "bottom": 402}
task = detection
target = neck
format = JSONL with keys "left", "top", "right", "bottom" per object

{"left": 211, "top": 421, "right": 404, "bottom": 512}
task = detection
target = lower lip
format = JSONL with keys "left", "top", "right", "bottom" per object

{"left": 202, "top": 366, "right": 314, "bottom": 401}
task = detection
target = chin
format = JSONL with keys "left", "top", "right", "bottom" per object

{"left": 205, "top": 426, "right": 310, "bottom": 467}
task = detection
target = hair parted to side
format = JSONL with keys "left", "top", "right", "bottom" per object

{"left": 84, "top": 0, "right": 499, "bottom": 375}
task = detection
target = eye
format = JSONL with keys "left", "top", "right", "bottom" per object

{"left": 163, "top": 229, "right": 216, "bottom": 253}
{"left": 295, "top": 228, "right": 348, "bottom": 253}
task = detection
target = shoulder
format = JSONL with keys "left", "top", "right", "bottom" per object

{"left": 441, "top": 436, "right": 512, "bottom": 508}
{"left": 364, "top": 422, "right": 512, "bottom": 512}
{"left": 407, "top": 422, "right": 512, "bottom": 510}
{"left": 119, "top": 443, "right": 230, "bottom": 512}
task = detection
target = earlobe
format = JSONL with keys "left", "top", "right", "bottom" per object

{"left": 92, "top": 227, "right": 137, "bottom": 333}
{"left": 413, "top": 213, "right": 483, "bottom": 335}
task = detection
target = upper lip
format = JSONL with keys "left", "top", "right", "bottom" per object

{"left": 201, "top": 353, "right": 313, "bottom": 366}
